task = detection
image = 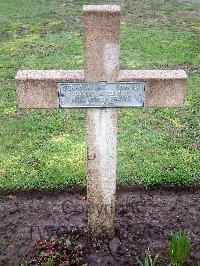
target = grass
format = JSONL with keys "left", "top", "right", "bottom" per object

{"left": 168, "top": 232, "right": 191, "bottom": 265}
{"left": 0, "top": 0, "right": 199, "bottom": 190}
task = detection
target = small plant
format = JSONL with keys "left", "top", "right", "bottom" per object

{"left": 20, "top": 262, "right": 29, "bottom": 266}
{"left": 168, "top": 232, "right": 191, "bottom": 266}
{"left": 22, "top": 235, "right": 87, "bottom": 266}
{"left": 137, "top": 249, "right": 159, "bottom": 266}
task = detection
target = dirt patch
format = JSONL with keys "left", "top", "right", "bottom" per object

{"left": 0, "top": 189, "right": 199, "bottom": 265}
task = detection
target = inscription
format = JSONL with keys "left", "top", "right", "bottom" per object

{"left": 58, "top": 82, "right": 145, "bottom": 108}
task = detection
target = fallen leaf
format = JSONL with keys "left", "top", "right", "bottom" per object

{"left": 6, "top": 195, "right": 16, "bottom": 200}
{"left": 79, "top": 195, "right": 87, "bottom": 201}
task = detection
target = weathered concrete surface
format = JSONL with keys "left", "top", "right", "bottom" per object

{"left": 119, "top": 70, "right": 187, "bottom": 107}
{"left": 16, "top": 70, "right": 84, "bottom": 109}
{"left": 83, "top": 5, "right": 120, "bottom": 82}
{"left": 84, "top": 5, "right": 120, "bottom": 238}
{"left": 16, "top": 69, "right": 186, "bottom": 109}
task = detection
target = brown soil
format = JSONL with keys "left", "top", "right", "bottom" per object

{"left": 0, "top": 188, "right": 199, "bottom": 265}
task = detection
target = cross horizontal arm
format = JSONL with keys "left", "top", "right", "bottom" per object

{"left": 119, "top": 70, "right": 187, "bottom": 107}
{"left": 16, "top": 70, "right": 84, "bottom": 109}
{"left": 16, "top": 69, "right": 186, "bottom": 109}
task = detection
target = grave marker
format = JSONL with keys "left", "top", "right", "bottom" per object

{"left": 16, "top": 5, "right": 187, "bottom": 238}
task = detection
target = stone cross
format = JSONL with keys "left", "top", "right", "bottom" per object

{"left": 16, "top": 5, "right": 187, "bottom": 239}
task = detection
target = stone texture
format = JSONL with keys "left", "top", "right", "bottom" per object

{"left": 16, "top": 69, "right": 186, "bottom": 109}
{"left": 119, "top": 70, "right": 187, "bottom": 107}
{"left": 84, "top": 5, "right": 120, "bottom": 238}
{"left": 109, "top": 237, "right": 121, "bottom": 254}
{"left": 83, "top": 5, "right": 120, "bottom": 13}
{"left": 83, "top": 5, "right": 120, "bottom": 82}
{"left": 16, "top": 70, "right": 84, "bottom": 109}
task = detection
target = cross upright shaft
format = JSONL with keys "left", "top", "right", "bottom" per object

{"left": 84, "top": 5, "right": 120, "bottom": 238}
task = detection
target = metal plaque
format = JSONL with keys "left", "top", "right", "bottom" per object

{"left": 58, "top": 82, "right": 145, "bottom": 108}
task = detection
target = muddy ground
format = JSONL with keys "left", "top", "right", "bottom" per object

{"left": 0, "top": 188, "right": 199, "bottom": 265}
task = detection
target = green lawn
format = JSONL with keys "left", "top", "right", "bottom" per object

{"left": 0, "top": 0, "right": 199, "bottom": 190}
